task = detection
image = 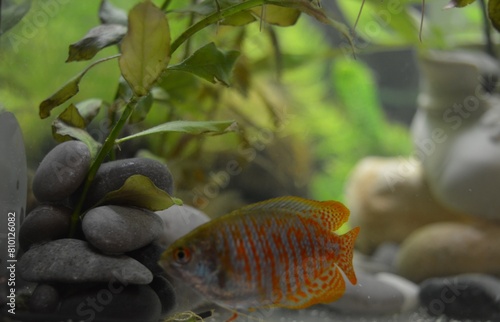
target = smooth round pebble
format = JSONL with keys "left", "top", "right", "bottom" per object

{"left": 19, "top": 239, "right": 152, "bottom": 284}
{"left": 83, "top": 205, "right": 163, "bottom": 254}
{"left": 156, "top": 204, "right": 210, "bottom": 247}
{"left": 58, "top": 284, "right": 161, "bottom": 322}
{"left": 327, "top": 270, "right": 418, "bottom": 315}
{"left": 149, "top": 275, "right": 176, "bottom": 315}
{"left": 19, "top": 204, "right": 72, "bottom": 251}
{"left": 127, "top": 242, "right": 166, "bottom": 275}
{"left": 32, "top": 141, "right": 91, "bottom": 202}
{"left": 396, "top": 221, "right": 500, "bottom": 282}
{"left": 28, "top": 284, "right": 60, "bottom": 313}
{"left": 419, "top": 274, "right": 500, "bottom": 320}
{"left": 83, "top": 158, "right": 174, "bottom": 209}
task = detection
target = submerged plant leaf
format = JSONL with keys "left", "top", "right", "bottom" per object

{"left": 489, "top": 0, "right": 500, "bottom": 32}
{"left": 169, "top": 42, "right": 240, "bottom": 86}
{"left": 119, "top": 1, "right": 171, "bottom": 97}
{"left": 0, "top": 0, "right": 31, "bottom": 35}
{"left": 75, "top": 99, "right": 103, "bottom": 125}
{"left": 116, "top": 120, "right": 238, "bottom": 143}
{"left": 251, "top": 5, "right": 301, "bottom": 26}
{"left": 129, "top": 92, "right": 153, "bottom": 124}
{"left": 39, "top": 55, "right": 119, "bottom": 119}
{"left": 444, "top": 0, "right": 476, "bottom": 8}
{"left": 52, "top": 105, "right": 101, "bottom": 157}
{"left": 40, "top": 75, "right": 82, "bottom": 119}
{"left": 99, "top": 0, "right": 128, "bottom": 25}
{"left": 67, "top": 24, "right": 127, "bottom": 62}
{"left": 96, "top": 174, "right": 182, "bottom": 211}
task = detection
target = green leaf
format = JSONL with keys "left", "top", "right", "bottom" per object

{"left": 168, "top": 42, "right": 240, "bottom": 86}
{"left": 157, "top": 70, "right": 200, "bottom": 102}
{"left": 116, "top": 120, "right": 238, "bottom": 144}
{"left": 96, "top": 174, "right": 182, "bottom": 211}
{"left": 176, "top": 0, "right": 256, "bottom": 26}
{"left": 40, "top": 74, "right": 82, "bottom": 119}
{"left": 67, "top": 24, "right": 127, "bottom": 62}
{"left": 51, "top": 105, "right": 101, "bottom": 157}
{"left": 251, "top": 5, "right": 301, "bottom": 26}
{"left": 119, "top": 1, "right": 171, "bottom": 97}
{"left": 39, "top": 55, "right": 119, "bottom": 119}
{"left": 0, "top": 0, "right": 31, "bottom": 35}
{"left": 444, "top": 0, "right": 477, "bottom": 8}
{"left": 489, "top": 0, "right": 500, "bottom": 32}
{"left": 129, "top": 92, "right": 153, "bottom": 124}
{"left": 75, "top": 99, "right": 104, "bottom": 125}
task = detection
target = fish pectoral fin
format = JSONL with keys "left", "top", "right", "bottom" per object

{"left": 337, "top": 227, "right": 360, "bottom": 285}
{"left": 278, "top": 266, "right": 347, "bottom": 310}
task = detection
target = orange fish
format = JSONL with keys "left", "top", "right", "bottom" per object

{"left": 159, "top": 196, "right": 359, "bottom": 320}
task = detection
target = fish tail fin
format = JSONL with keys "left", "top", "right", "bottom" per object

{"left": 337, "top": 226, "right": 360, "bottom": 285}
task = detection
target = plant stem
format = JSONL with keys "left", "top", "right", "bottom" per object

{"left": 68, "top": 97, "right": 139, "bottom": 237}
{"left": 170, "top": 0, "right": 267, "bottom": 54}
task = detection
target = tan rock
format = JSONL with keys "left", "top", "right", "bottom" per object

{"left": 396, "top": 221, "right": 500, "bottom": 282}
{"left": 346, "top": 156, "right": 464, "bottom": 254}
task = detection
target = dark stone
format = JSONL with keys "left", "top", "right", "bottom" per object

{"left": 32, "top": 141, "right": 91, "bottom": 202}
{"left": 419, "top": 274, "right": 500, "bottom": 320}
{"left": 82, "top": 205, "right": 163, "bottom": 254}
{"left": 127, "top": 242, "right": 166, "bottom": 276}
{"left": 83, "top": 158, "right": 174, "bottom": 209}
{"left": 19, "top": 239, "right": 152, "bottom": 284}
{"left": 58, "top": 284, "right": 161, "bottom": 322}
{"left": 149, "top": 275, "right": 176, "bottom": 315}
{"left": 28, "top": 284, "right": 60, "bottom": 313}
{"left": 19, "top": 205, "right": 72, "bottom": 251}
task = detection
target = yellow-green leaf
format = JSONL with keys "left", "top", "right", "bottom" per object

{"left": 444, "top": 0, "right": 477, "bottom": 8}
{"left": 489, "top": 0, "right": 500, "bottom": 32}
{"left": 96, "top": 174, "right": 182, "bottom": 211}
{"left": 39, "top": 55, "right": 119, "bottom": 119}
{"left": 251, "top": 5, "right": 301, "bottom": 26}
{"left": 115, "top": 120, "right": 238, "bottom": 144}
{"left": 39, "top": 74, "right": 82, "bottom": 119}
{"left": 119, "top": 0, "right": 171, "bottom": 97}
{"left": 168, "top": 42, "right": 239, "bottom": 86}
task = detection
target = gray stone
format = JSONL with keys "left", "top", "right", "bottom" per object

{"left": 58, "top": 284, "right": 161, "bottom": 322}
{"left": 19, "top": 239, "right": 152, "bottom": 284}
{"left": 149, "top": 275, "right": 176, "bottom": 315}
{"left": 419, "top": 274, "right": 500, "bottom": 320}
{"left": 32, "top": 141, "right": 91, "bottom": 202}
{"left": 156, "top": 204, "right": 210, "bottom": 247}
{"left": 28, "top": 284, "right": 60, "bottom": 313}
{"left": 84, "top": 158, "right": 174, "bottom": 209}
{"left": 19, "top": 204, "right": 71, "bottom": 251}
{"left": 328, "top": 271, "right": 419, "bottom": 315}
{"left": 83, "top": 205, "right": 163, "bottom": 254}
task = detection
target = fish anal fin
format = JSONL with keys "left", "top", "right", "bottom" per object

{"left": 278, "top": 266, "right": 346, "bottom": 310}
{"left": 237, "top": 196, "right": 350, "bottom": 231}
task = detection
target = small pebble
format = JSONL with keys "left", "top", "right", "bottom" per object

{"left": 149, "top": 275, "right": 176, "bottom": 315}
{"left": 19, "top": 239, "right": 152, "bottom": 284}
{"left": 420, "top": 273, "right": 500, "bottom": 320}
{"left": 83, "top": 205, "right": 163, "bottom": 254}
{"left": 58, "top": 284, "right": 161, "bottom": 322}
{"left": 19, "top": 204, "right": 72, "bottom": 251}
{"left": 32, "top": 141, "right": 91, "bottom": 202}
{"left": 28, "top": 284, "right": 60, "bottom": 313}
{"left": 84, "top": 157, "right": 174, "bottom": 209}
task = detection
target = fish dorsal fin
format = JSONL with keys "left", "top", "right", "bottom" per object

{"left": 278, "top": 265, "right": 346, "bottom": 309}
{"left": 236, "top": 196, "right": 350, "bottom": 231}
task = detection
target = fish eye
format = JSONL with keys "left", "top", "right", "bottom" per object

{"left": 173, "top": 247, "right": 191, "bottom": 264}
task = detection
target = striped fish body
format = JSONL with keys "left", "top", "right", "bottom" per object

{"left": 160, "top": 196, "right": 359, "bottom": 311}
